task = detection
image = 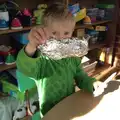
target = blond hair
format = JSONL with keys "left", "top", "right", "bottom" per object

{"left": 42, "top": 2, "right": 75, "bottom": 25}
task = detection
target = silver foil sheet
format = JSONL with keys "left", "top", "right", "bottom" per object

{"left": 38, "top": 37, "right": 89, "bottom": 60}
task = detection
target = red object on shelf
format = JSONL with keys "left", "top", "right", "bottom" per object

{"left": 0, "top": 49, "right": 16, "bottom": 55}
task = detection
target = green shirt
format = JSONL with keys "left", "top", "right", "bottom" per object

{"left": 16, "top": 48, "right": 96, "bottom": 116}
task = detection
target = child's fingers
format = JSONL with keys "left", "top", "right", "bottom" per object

{"left": 33, "top": 32, "right": 42, "bottom": 42}
{"left": 37, "top": 28, "right": 47, "bottom": 43}
{"left": 33, "top": 32, "right": 44, "bottom": 43}
{"left": 43, "top": 27, "right": 50, "bottom": 40}
{"left": 35, "top": 40, "right": 41, "bottom": 47}
{"left": 32, "top": 28, "right": 46, "bottom": 45}
{"left": 29, "top": 27, "right": 49, "bottom": 46}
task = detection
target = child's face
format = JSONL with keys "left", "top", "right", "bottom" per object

{"left": 46, "top": 20, "right": 75, "bottom": 39}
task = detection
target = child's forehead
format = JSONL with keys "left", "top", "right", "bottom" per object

{"left": 47, "top": 20, "right": 75, "bottom": 30}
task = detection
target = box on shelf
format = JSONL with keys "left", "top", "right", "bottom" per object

{"left": 83, "top": 61, "right": 97, "bottom": 73}
{"left": 87, "top": 8, "right": 99, "bottom": 22}
{"left": 86, "top": 29, "right": 99, "bottom": 44}
{"left": 86, "top": 27, "right": 107, "bottom": 44}
{"left": 96, "top": 4, "right": 115, "bottom": 20}
{"left": 76, "top": 29, "right": 85, "bottom": 38}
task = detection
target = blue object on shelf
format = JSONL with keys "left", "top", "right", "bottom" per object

{"left": 68, "top": 3, "right": 80, "bottom": 14}
{"left": 12, "top": 32, "right": 29, "bottom": 45}
{"left": 86, "top": 29, "right": 99, "bottom": 35}
{"left": 0, "top": 19, "right": 9, "bottom": 30}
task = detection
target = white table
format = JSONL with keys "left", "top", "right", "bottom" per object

{"left": 42, "top": 80, "right": 120, "bottom": 120}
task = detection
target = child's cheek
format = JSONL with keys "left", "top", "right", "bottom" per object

{"left": 64, "top": 35, "right": 71, "bottom": 39}
{"left": 68, "top": 33, "right": 73, "bottom": 38}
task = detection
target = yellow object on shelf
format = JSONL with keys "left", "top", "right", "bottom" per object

{"left": 99, "top": 48, "right": 106, "bottom": 62}
{"left": 74, "top": 8, "right": 86, "bottom": 22}
{"left": 84, "top": 16, "right": 91, "bottom": 24}
{"left": 37, "top": 4, "right": 47, "bottom": 9}
{"left": 95, "top": 26, "right": 106, "bottom": 31}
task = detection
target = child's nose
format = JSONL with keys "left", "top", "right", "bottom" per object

{"left": 57, "top": 34, "right": 65, "bottom": 39}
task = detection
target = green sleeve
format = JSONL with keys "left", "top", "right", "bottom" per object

{"left": 74, "top": 58, "right": 96, "bottom": 93}
{"left": 16, "top": 47, "right": 42, "bottom": 80}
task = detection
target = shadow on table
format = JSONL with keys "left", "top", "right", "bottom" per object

{"left": 70, "top": 80, "right": 120, "bottom": 120}
{"left": 42, "top": 80, "right": 120, "bottom": 120}
{"left": 99, "top": 80, "right": 120, "bottom": 97}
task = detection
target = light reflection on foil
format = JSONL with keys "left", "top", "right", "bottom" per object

{"left": 38, "top": 37, "right": 89, "bottom": 60}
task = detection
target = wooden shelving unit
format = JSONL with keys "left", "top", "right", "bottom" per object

{"left": 0, "top": 20, "right": 112, "bottom": 72}
{"left": 90, "top": 65, "right": 118, "bottom": 82}
{"left": 0, "top": 20, "right": 112, "bottom": 35}
{"left": 0, "top": 63, "right": 16, "bottom": 72}
{"left": 0, "top": 20, "right": 114, "bottom": 72}
{"left": 116, "top": 35, "right": 120, "bottom": 38}
{"left": 89, "top": 43, "right": 106, "bottom": 51}
{"left": 0, "top": 0, "right": 118, "bottom": 76}
{"left": 89, "top": 64, "right": 110, "bottom": 77}
{"left": 0, "top": 26, "right": 34, "bottom": 35}
{"left": 0, "top": 43, "right": 106, "bottom": 72}
{"left": 0, "top": 0, "right": 117, "bottom": 120}
{"left": 75, "top": 20, "right": 112, "bottom": 29}
{"left": 0, "top": 43, "right": 105, "bottom": 72}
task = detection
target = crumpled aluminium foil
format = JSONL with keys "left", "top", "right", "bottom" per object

{"left": 38, "top": 37, "right": 89, "bottom": 60}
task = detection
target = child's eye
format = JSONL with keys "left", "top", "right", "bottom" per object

{"left": 52, "top": 31, "right": 56, "bottom": 35}
{"left": 64, "top": 32, "right": 69, "bottom": 35}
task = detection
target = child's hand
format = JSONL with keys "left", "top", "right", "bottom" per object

{"left": 28, "top": 27, "right": 49, "bottom": 49}
{"left": 25, "top": 27, "right": 50, "bottom": 56}
{"left": 93, "top": 81, "right": 107, "bottom": 97}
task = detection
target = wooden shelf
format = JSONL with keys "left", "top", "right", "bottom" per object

{"left": 75, "top": 20, "right": 112, "bottom": 29}
{"left": 89, "top": 64, "right": 110, "bottom": 77}
{"left": 89, "top": 43, "right": 106, "bottom": 51}
{"left": 0, "top": 63, "right": 16, "bottom": 72}
{"left": 0, "top": 26, "right": 34, "bottom": 35}
{"left": 0, "top": 20, "right": 112, "bottom": 35}
{"left": 116, "top": 35, "right": 120, "bottom": 38}
{"left": 0, "top": 92, "right": 9, "bottom": 97}
{"left": 90, "top": 65, "right": 118, "bottom": 82}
